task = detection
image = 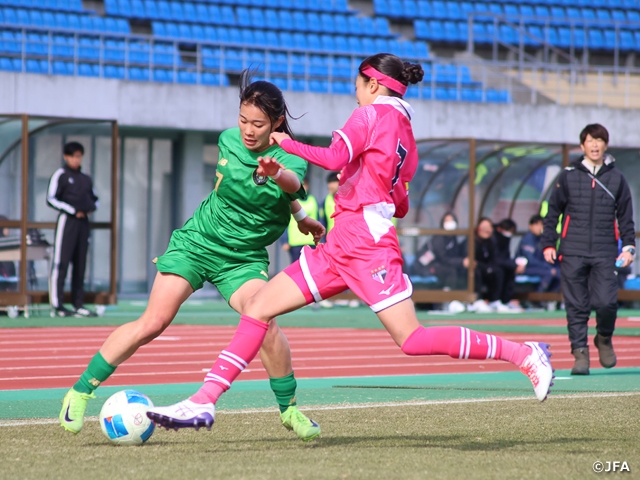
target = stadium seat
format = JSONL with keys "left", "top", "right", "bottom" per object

{"left": 0, "top": 57, "right": 21, "bottom": 72}
{"left": 153, "top": 68, "right": 174, "bottom": 82}
{"left": 224, "top": 48, "right": 244, "bottom": 72}
{"left": 52, "top": 35, "right": 74, "bottom": 58}
{"left": 26, "top": 58, "right": 48, "bottom": 74}
{"left": 104, "top": 64, "right": 125, "bottom": 79}
{"left": 104, "top": 39, "right": 125, "bottom": 63}
{"left": 25, "top": 33, "right": 47, "bottom": 56}
{"left": 334, "top": 14, "right": 349, "bottom": 35}
{"left": 52, "top": 60, "right": 74, "bottom": 75}
{"left": 78, "top": 37, "right": 100, "bottom": 60}
{"left": 128, "top": 41, "right": 149, "bottom": 64}
{"left": 271, "top": 76, "right": 288, "bottom": 91}
{"left": 201, "top": 72, "right": 229, "bottom": 86}
{"left": 127, "top": 66, "right": 146, "bottom": 81}
{"left": 309, "top": 79, "right": 328, "bottom": 92}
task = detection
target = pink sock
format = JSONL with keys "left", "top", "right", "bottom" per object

{"left": 401, "top": 326, "right": 531, "bottom": 366}
{"left": 190, "top": 315, "right": 269, "bottom": 405}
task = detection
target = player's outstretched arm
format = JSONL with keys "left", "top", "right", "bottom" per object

{"left": 257, "top": 156, "right": 301, "bottom": 194}
{"left": 291, "top": 201, "right": 325, "bottom": 244}
{"left": 271, "top": 132, "right": 350, "bottom": 172}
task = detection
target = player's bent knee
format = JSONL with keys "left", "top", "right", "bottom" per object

{"left": 136, "top": 314, "right": 172, "bottom": 343}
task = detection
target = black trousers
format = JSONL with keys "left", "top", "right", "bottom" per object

{"left": 49, "top": 213, "right": 90, "bottom": 309}
{"left": 476, "top": 265, "right": 516, "bottom": 303}
{"left": 560, "top": 255, "right": 618, "bottom": 351}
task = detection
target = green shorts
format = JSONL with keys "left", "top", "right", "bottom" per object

{"left": 155, "top": 228, "right": 269, "bottom": 302}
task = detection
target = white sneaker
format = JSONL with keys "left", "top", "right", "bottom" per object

{"left": 348, "top": 299, "right": 360, "bottom": 308}
{"left": 472, "top": 299, "right": 493, "bottom": 313}
{"left": 489, "top": 300, "right": 512, "bottom": 313}
{"left": 448, "top": 300, "right": 466, "bottom": 313}
{"left": 146, "top": 399, "right": 215, "bottom": 430}
{"left": 319, "top": 300, "right": 334, "bottom": 308}
{"left": 519, "top": 342, "right": 555, "bottom": 402}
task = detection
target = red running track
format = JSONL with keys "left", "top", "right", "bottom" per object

{"left": 1, "top": 325, "right": 640, "bottom": 390}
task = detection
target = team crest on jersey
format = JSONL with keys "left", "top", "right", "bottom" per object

{"left": 371, "top": 265, "right": 387, "bottom": 284}
{"left": 253, "top": 168, "right": 268, "bottom": 186}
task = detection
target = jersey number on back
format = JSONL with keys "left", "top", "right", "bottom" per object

{"left": 390, "top": 140, "right": 408, "bottom": 194}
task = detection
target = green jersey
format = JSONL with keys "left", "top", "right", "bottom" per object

{"left": 185, "top": 128, "right": 307, "bottom": 250}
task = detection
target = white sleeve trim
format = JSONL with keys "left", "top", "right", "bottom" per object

{"left": 47, "top": 168, "right": 76, "bottom": 215}
{"left": 334, "top": 129, "right": 353, "bottom": 163}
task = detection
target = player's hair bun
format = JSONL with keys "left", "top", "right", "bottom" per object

{"left": 402, "top": 62, "right": 424, "bottom": 85}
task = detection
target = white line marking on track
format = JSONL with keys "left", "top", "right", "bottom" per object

{"left": 1, "top": 391, "right": 639, "bottom": 427}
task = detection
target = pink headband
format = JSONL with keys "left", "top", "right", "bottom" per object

{"left": 361, "top": 66, "right": 408, "bottom": 96}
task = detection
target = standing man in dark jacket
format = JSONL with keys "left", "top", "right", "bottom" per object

{"left": 541, "top": 124, "right": 635, "bottom": 375}
{"left": 47, "top": 142, "right": 99, "bottom": 317}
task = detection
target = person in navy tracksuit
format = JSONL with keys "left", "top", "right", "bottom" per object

{"left": 47, "top": 142, "right": 99, "bottom": 317}
{"left": 517, "top": 214, "right": 560, "bottom": 293}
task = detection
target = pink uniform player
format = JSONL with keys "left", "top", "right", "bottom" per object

{"left": 148, "top": 54, "right": 555, "bottom": 432}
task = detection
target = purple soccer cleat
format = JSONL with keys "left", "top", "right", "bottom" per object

{"left": 146, "top": 399, "right": 215, "bottom": 431}
{"left": 519, "top": 342, "right": 555, "bottom": 402}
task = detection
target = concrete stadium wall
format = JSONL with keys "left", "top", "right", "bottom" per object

{"left": 2, "top": 72, "right": 640, "bottom": 145}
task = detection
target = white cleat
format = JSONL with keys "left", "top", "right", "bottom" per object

{"left": 146, "top": 399, "right": 215, "bottom": 430}
{"left": 520, "top": 342, "right": 555, "bottom": 402}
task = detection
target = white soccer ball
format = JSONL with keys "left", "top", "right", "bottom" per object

{"left": 99, "top": 390, "right": 155, "bottom": 445}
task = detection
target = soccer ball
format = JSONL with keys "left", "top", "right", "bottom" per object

{"left": 99, "top": 390, "right": 155, "bottom": 445}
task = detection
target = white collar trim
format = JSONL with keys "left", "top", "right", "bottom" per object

{"left": 373, "top": 96, "right": 414, "bottom": 121}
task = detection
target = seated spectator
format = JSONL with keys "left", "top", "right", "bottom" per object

{"left": 493, "top": 218, "right": 525, "bottom": 310}
{"left": 412, "top": 212, "right": 469, "bottom": 290}
{"left": 517, "top": 215, "right": 560, "bottom": 293}
{"left": 0, "top": 215, "right": 17, "bottom": 292}
{"left": 474, "top": 218, "right": 522, "bottom": 313}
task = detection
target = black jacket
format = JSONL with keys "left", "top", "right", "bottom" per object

{"left": 540, "top": 155, "right": 635, "bottom": 258}
{"left": 475, "top": 236, "right": 498, "bottom": 273}
{"left": 492, "top": 231, "right": 517, "bottom": 272}
{"left": 431, "top": 235, "right": 465, "bottom": 267}
{"left": 46, "top": 165, "right": 99, "bottom": 216}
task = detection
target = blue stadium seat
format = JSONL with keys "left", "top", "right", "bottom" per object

{"left": 362, "top": 37, "right": 375, "bottom": 55}
{"left": 588, "top": 29, "right": 605, "bottom": 49}
{"left": 183, "top": 2, "right": 198, "bottom": 22}
{"left": 347, "top": 16, "right": 362, "bottom": 35}
{"left": 177, "top": 23, "right": 191, "bottom": 39}
{"left": 279, "top": 32, "right": 293, "bottom": 48}
{"left": 267, "top": 51, "right": 287, "bottom": 74}
{"left": 78, "top": 37, "right": 100, "bottom": 60}
{"left": 276, "top": 10, "right": 292, "bottom": 31}
{"left": 129, "top": 41, "right": 150, "bottom": 64}
{"left": 26, "top": 59, "right": 48, "bottom": 74}
{"left": 26, "top": 33, "right": 47, "bottom": 56}
{"left": 204, "top": 26, "right": 217, "bottom": 42}
{"left": 271, "top": 76, "right": 288, "bottom": 91}
{"left": 52, "top": 60, "right": 74, "bottom": 75}
{"left": 581, "top": 8, "right": 596, "bottom": 21}
{"left": 293, "top": 33, "right": 311, "bottom": 50}
{"left": 374, "top": 38, "right": 389, "bottom": 52}
{"left": 486, "top": 89, "right": 510, "bottom": 103}
{"left": 195, "top": 4, "right": 209, "bottom": 23}
{"left": 202, "top": 72, "right": 229, "bottom": 86}
{"left": 153, "top": 21, "right": 166, "bottom": 37}
{"left": 309, "top": 79, "right": 328, "bottom": 92}
{"left": 373, "top": 17, "right": 390, "bottom": 36}
{"left": 309, "top": 54, "right": 328, "bottom": 76}
{"left": 104, "top": 39, "right": 125, "bottom": 62}
{"left": 374, "top": 0, "right": 389, "bottom": 16}
{"left": 334, "top": 14, "right": 349, "bottom": 35}
{"left": 128, "top": 66, "right": 150, "bottom": 81}
{"left": 165, "top": 22, "right": 179, "bottom": 38}
{"left": 104, "top": 64, "right": 125, "bottom": 79}
{"left": 105, "top": 0, "right": 119, "bottom": 15}
{"left": 291, "top": 77, "right": 306, "bottom": 91}
{"left": 321, "top": 34, "right": 336, "bottom": 51}
{"left": 620, "top": 30, "right": 635, "bottom": 51}
{"left": 220, "top": 6, "right": 236, "bottom": 26}
{"left": 153, "top": 43, "right": 174, "bottom": 66}
{"left": 612, "top": 10, "right": 626, "bottom": 22}
{"left": 52, "top": 35, "right": 74, "bottom": 58}
{"left": 191, "top": 25, "right": 205, "bottom": 41}
{"left": 80, "top": 15, "right": 95, "bottom": 31}
{"left": 131, "top": 0, "right": 145, "bottom": 17}
{"left": 415, "top": 41, "right": 429, "bottom": 58}
{"left": 331, "top": 80, "right": 349, "bottom": 95}
{"left": 236, "top": 7, "right": 251, "bottom": 27}
{"left": 67, "top": 14, "right": 81, "bottom": 31}
{"left": 29, "top": 10, "right": 44, "bottom": 27}
{"left": 0, "top": 57, "right": 21, "bottom": 72}
{"left": 292, "top": 11, "right": 307, "bottom": 32}
{"left": 207, "top": 5, "right": 221, "bottom": 25}
{"left": 504, "top": 4, "right": 519, "bottom": 18}
{"left": 153, "top": 68, "right": 174, "bottom": 82}
{"left": 92, "top": 17, "right": 106, "bottom": 32}
{"left": 628, "top": 11, "right": 640, "bottom": 22}
{"left": 307, "top": 33, "right": 321, "bottom": 50}
{"left": 202, "top": 46, "right": 220, "bottom": 69}
{"left": 445, "top": 1, "right": 461, "bottom": 20}
{"left": 348, "top": 36, "right": 363, "bottom": 54}
{"left": 444, "top": 21, "right": 461, "bottom": 42}
{"left": 224, "top": 48, "right": 244, "bottom": 71}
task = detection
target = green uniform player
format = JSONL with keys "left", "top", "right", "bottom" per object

{"left": 156, "top": 127, "right": 308, "bottom": 299}
{"left": 59, "top": 77, "right": 324, "bottom": 442}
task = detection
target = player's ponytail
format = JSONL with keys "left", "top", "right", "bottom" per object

{"left": 359, "top": 53, "right": 424, "bottom": 98}
{"left": 239, "top": 69, "right": 296, "bottom": 138}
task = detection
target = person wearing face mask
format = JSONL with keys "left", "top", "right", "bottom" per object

{"left": 415, "top": 212, "right": 469, "bottom": 290}
{"left": 492, "top": 218, "right": 525, "bottom": 312}
{"left": 541, "top": 123, "right": 635, "bottom": 375}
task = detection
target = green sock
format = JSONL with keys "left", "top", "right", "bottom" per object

{"left": 73, "top": 352, "right": 117, "bottom": 394}
{"left": 270, "top": 372, "right": 298, "bottom": 413}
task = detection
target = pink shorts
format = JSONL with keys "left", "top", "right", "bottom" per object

{"left": 284, "top": 207, "right": 413, "bottom": 313}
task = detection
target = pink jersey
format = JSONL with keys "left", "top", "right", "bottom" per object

{"left": 281, "top": 96, "right": 418, "bottom": 219}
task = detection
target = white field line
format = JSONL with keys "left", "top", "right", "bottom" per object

{"left": 2, "top": 352, "right": 640, "bottom": 373}
{"left": 3, "top": 346, "right": 640, "bottom": 364}
{"left": 3, "top": 355, "right": 640, "bottom": 382}
{"left": 1, "top": 391, "right": 639, "bottom": 428}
